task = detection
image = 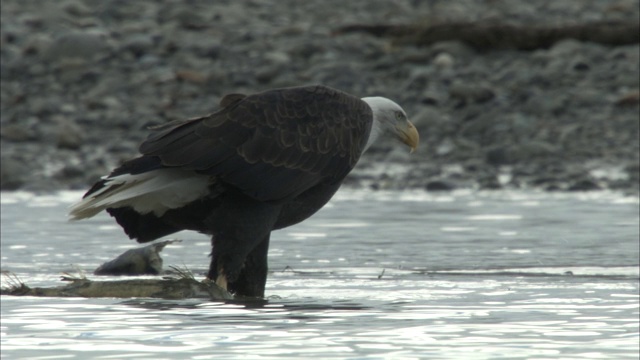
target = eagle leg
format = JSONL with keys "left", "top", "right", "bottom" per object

{"left": 205, "top": 193, "right": 280, "bottom": 297}
{"left": 208, "top": 233, "right": 271, "bottom": 298}
{"left": 208, "top": 246, "right": 245, "bottom": 289}
{"left": 228, "top": 234, "right": 270, "bottom": 297}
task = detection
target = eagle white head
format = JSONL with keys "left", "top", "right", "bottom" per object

{"left": 361, "top": 97, "right": 419, "bottom": 153}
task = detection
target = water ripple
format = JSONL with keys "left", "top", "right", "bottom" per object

{"left": 1, "top": 190, "right": 638, "bottom": 359}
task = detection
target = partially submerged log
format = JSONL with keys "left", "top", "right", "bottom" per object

{"left": 335, "top": 20, "right": 639, "bottom": 50}
{"left": 1, "top": 240, "right": 237, "bottom": 300}
{"left": 1, "top": 270, "right": 233, "bottom": 300}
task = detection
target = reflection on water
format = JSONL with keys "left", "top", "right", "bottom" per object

{"left": 1, "top": 189, "right": 639, "bottom": 359}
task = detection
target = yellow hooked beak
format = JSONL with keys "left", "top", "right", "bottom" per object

{"left": 395, "top": 120, "right": 419, "bottom": 153}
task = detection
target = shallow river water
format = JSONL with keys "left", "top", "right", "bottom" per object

{"left": 1, "top": 189, "right": 638, "bottom": 359}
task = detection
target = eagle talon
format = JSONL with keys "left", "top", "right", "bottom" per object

{"left": 215, "top": 274, "right": 228, "bottom": 290}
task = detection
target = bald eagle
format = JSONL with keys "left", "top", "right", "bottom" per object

{"left": 69, "top": 85, "right": 419, "bottom": 297}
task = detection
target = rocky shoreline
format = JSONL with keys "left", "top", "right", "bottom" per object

{"left": 1, "top": 0, "right": 638, "bottom": 194}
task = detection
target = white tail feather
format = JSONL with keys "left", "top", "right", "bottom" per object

{"left": 68, "top": 169, "right": 212, "bottom": 220}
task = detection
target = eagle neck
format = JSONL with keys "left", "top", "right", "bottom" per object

{"left": 361, "top": 97, "right": 385, "bottom": 154}
{"left": 362, "top": 116, "right": 383, "bottom": 154}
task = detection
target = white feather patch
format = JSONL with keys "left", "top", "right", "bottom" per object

{"left": 361, "top": 96, "right": 404, "bottom": 153}
{"left": 68, "top": 169, "right": 212, "bottom": 220}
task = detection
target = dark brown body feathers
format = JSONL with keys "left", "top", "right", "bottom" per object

{"left": 86, "top": 85, "right": 374, "bottom": 297}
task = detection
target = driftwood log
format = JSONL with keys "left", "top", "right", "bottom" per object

{"left": 0, "top": 240, "right": 239, "bottom": 300}
{"left": 334, "top": 20, "right": 639, "bottom": 50}
{"left": 1, "top": 272, "right": 233, "bottom": 300}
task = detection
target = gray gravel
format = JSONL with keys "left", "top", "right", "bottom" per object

{"left": 1, "top": 0, "right": 638, "bottom": 193}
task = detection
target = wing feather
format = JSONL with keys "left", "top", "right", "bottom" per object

{"left": 139, "top": 85, "right": 373, "bottom": 201}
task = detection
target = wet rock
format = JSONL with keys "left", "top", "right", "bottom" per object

{"left": 425, "top": 180, "right": 456, "bottom": 191}
{"left": 55, "top": 163, "right": 85, "bottom": 181}
{"left": 288, "top": 41, "right": 325, "bottom": 60}
{"left": 571, "top": 58, "right": 590, "bottom": 71}
{"left": 1, "top": 122, "right": 38, "bottom": 142}
{"left": 173, "top": 9, "right": 210, "bottom": 30}
{"left": 122, "top": 34, "right": 156, "bottom": 57}
{"left": 55, "top": 117, "right": 85, "bottom": 150}
{"left": 255, "top": 65, "right": 280, "bottom": 83}
{"left": 567, "top": 178, "right": 602, "bottom": 191}
{"left": 420, "top": 90, "right": 443, "bottom": 105}
{"left": 624, "top": 162, "right": 639, "bottom": 183}
{"left": 175, "top": 69, "right": 208, "bottom": 84}
{"left": 43, "top": 30, "right": 110, "bottom": 63}
{"left": 449, "top": 82, "right": 496, "bottom": 104}
{"left": 435, "top": 138, "right": 456, "bottom": 156}
{"left": 430, "top": 41, "right": 475, "bottom": 60}
{"left": 511, "top": 141, "right": 560, "bottom": 161}
{"left": 485, "top": 141, "right": 560, "bottom": 166}
{"left": 485, "top": 147, "right": 512, "bottom": 166}
{"left": 197, "top": 42, "right": 223, "bottom": 59}
{"left": 478, "top": 174, "right": 502, "bottom": 189}
{"left": 21, "top": 34, "right": 53, "bottom": 57}
{"left": 615, "top": 90, "right": 640, "bottom": 106}
{"left": 0, "top": 156, "right": 29, "bottom": 190}
{"left": 432, "top": 52, "right": 455, "bottom": 69}
{"left": 399, "top": 48, "right": 433, "bottom": 64}
{"left": 62, "top": 0, "right": 92, "bottom": 17}
{"left": 404, "top": 70, "right": 430, "bottom": 93}
{"left": 547, "top": 39, "right": 585, "bottom": 58}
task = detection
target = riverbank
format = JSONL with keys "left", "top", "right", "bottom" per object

{"left": 1, "top": 0, "right": 638, "bottom": 193}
